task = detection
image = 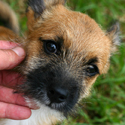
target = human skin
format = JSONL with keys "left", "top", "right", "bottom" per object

{"left": 0, "top": 40, "right": 31, "bottom": 120}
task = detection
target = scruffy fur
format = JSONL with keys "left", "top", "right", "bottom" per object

{"left": 0, "top": 0, "right": 120, "bottom": 125}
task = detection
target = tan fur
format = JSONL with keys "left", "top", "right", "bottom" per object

{"left": 25, "top": 5, "right": 112, "bottom": 87}
{"left": 0, "top": 1, "right": 119, "bottom": 125}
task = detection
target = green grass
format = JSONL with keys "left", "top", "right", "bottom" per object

{"left": 2, "top": 0, "right": 125, "bottom": 124}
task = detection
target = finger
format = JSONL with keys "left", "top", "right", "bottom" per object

{"left": 0, "top": 86, "right": 26, "bottom": 106}
{"left": 0, "top": 47, "right": 25, "bottom": 70}
{"left": 0, "top": 102, "right": 31, "bottom": 120}
{"left": 0, "top": 86, "right": 39, "bottom": 109}
{"left": 0, "top": 40, "right": 19, "bottom": 49}
{"left": 0, "top": 71, "right": 24, "bottom": 87}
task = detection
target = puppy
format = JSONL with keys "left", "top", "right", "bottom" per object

{"left": 0, "top": 0, "right": 120, "bottom": 125}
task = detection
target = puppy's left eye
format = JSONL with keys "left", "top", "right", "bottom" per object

{"left": 86, "top": 65, "right": 99, "bottom": 76}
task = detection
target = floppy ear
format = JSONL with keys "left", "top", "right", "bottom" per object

{"left": 27, "top": 0, "right": 66, "bottom": 32}
{"left": 106, "top": 22, "right": 120, "bottom": 53}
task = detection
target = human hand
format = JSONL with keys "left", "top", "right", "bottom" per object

{"left": 0, "top": 40, "right": 31, "bottom": 120}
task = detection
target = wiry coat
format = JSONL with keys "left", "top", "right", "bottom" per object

{"left": 0, "top": 0, "right": 120, "bottom": 125}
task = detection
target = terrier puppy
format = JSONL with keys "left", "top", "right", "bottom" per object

{"left": 0, "top": 0, "right": 120, "bottom": 125}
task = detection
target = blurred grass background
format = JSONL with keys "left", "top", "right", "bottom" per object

{"left": 2, "top": 0, "right": 125, "bottom": 124}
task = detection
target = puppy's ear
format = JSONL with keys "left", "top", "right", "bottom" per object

{"left": 27, "top": 0, "right": 45, "bottom": 18}
{"left": 106, "top": 22, "right": 120, "bottom": 53}
{"left": 27, "top": 0, "right": 66, "bottom": 32}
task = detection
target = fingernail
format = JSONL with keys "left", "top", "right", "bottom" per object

{"left": 12, "top": 47, "right": 25, "bottom": 57}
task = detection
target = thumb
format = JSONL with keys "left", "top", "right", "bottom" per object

{"left": 0, "top": 47, "right": 25, "bottom": 70}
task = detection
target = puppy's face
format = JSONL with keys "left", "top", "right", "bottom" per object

{"left": 18, "top": 0, "right": 120, "bottom": 116}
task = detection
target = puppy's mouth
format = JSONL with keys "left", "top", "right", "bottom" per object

{"left": 16, "top": 80, "right": 80, "bottom": 115}
{"left": 25, "top": 91, "right": 67, "bottom": 112}
{"left": 16, "top": 66, "right": 81, "bottom": 115}
{"left": 39, "top": 90, "right": 67, "bottom": 111}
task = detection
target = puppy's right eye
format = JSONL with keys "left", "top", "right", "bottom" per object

{"left": 46, "top": 41, "right": 57, "bottom": 53}
{"left": 43, "top": 40, "right": 58, "bottom": 54}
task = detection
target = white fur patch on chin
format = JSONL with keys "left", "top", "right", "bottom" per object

{"left": 1, "top": 104, "right": 65, "bottom": 125}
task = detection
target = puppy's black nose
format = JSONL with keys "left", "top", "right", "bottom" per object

{"left": 47, "top": 87, "right": 68, "bottom": 103}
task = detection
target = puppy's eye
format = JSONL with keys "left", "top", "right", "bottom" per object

{"left": 86, "top": 65, "right": 99, "bottom": 77}
{"left": 44, "top": 40, "right": 57, "bottom": 54}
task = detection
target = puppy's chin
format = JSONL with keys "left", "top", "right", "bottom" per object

{"left": 24, "top": 97, "right": 41, "bottom": 109}
{"left": 25, "top": 98, "right": 65, "bottom": 124}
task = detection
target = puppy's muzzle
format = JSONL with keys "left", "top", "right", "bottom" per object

{"left": 18, "top": 65, "right": 81, "bottom": 114}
